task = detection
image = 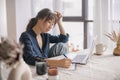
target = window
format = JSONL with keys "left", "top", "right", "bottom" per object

{"left": 31, "top": 0, "right": 94, "bottom": 50}
{"left": 62, "top": 0, "right": 94, "bottom": 49}
{"left": 63, "top": 0, "right": 82, "bottom": 17}
{"left": 60, "top": 0, "right": 84, "bottom": 50}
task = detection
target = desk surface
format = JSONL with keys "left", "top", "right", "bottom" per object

{"left": 30, "top": 49, "right": 120, "bottom": 80}
{"left": 2, "top": 49, "right": 120, "bottom": 80}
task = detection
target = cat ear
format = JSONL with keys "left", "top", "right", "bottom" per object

{"left": 1, "top": 37, "right": 4, "bottom": 42}
{"left": 1, "top": 37, "right": 7, "bottom": 42}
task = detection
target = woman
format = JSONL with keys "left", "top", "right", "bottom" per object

{"left": 0, "top": 38, "right": 32, "bottom": 80}
{"left": 19, "top": 8, "right": 71, "bottom": 68}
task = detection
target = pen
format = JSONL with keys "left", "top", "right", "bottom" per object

{"left": 63, "top": 54, "right": 68, "bottom": 58}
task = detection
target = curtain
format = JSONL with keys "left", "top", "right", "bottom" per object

{"left": 93, "top": 0, "right": 120, "bottom": 49}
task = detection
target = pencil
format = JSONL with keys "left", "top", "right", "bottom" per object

{"left": 63, "top": 54, "right": 68, "bottom": 58}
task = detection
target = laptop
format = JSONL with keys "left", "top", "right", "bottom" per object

{"left": 66, "top": 39, "right": 96, "bottom": 65}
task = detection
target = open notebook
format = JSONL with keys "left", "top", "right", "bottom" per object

{"left": 66, "top": 39, "right": 96, "bottom": 65}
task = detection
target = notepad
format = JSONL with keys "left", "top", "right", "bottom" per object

{"left": 58, "top": 63, "right": 76, "bottom": 71}
{"left": 67, "top": 63, "right": 76, "bottom": 70}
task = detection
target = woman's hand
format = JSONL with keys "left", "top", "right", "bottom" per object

{"left": 59, "top": 58, "right": 72, "bottom": 68}
{"left": 46, "top": 58, "right": 72, "bottom": 68}
{"left": 55, "top": 11, "right": 62, "bottom": 21}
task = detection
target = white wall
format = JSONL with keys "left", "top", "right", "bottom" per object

{"left": 15, "top": 0, "right": 31, "bottom": 42}
{"left": 0, "top": 0, "right": 7, "bottom": 38}
{"left": 0, "top": 0, "right": 32, "bottom": 42}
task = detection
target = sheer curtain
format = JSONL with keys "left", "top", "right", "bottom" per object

{"left": 93, "top": 0, "right": 120, "bottom": 49}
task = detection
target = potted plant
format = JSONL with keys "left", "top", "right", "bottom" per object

{"left": 105, "top": 30, "right": 120, "bottom": 56}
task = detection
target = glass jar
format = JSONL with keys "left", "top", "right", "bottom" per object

{"left": 47, "top": 66, "right": 59, "bottom": 80}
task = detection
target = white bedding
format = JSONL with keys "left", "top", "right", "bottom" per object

{"left": 2, "top": 50, "right": 120, "bottom": 80}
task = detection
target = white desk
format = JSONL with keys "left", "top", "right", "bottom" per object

{"left": 2, "top": 49, "right": 120, "bottom": 80}
{"left": 30, "top": 49, "right": 120, "bottom": 80}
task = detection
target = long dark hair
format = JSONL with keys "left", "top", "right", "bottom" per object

{"left": 26, "top": 8, "right": 58, "bottom": 31}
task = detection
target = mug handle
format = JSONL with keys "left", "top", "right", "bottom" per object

{"left": 103, "top": 45, "right": 107, "bottom": 52}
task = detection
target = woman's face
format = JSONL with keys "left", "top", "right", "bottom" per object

{"left": 38, "top": 18, "right": 55, "bottom": 33}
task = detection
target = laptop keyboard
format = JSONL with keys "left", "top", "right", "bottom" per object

{"left": 72, "top": 55, "right": 87, "bottom": 62}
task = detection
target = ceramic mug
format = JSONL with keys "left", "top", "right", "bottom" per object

{"left": 95, "top": 43, "right": 107, "bottom": 55}
{"left": 36, "top": 61, "right": 47, "bottom": 75}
